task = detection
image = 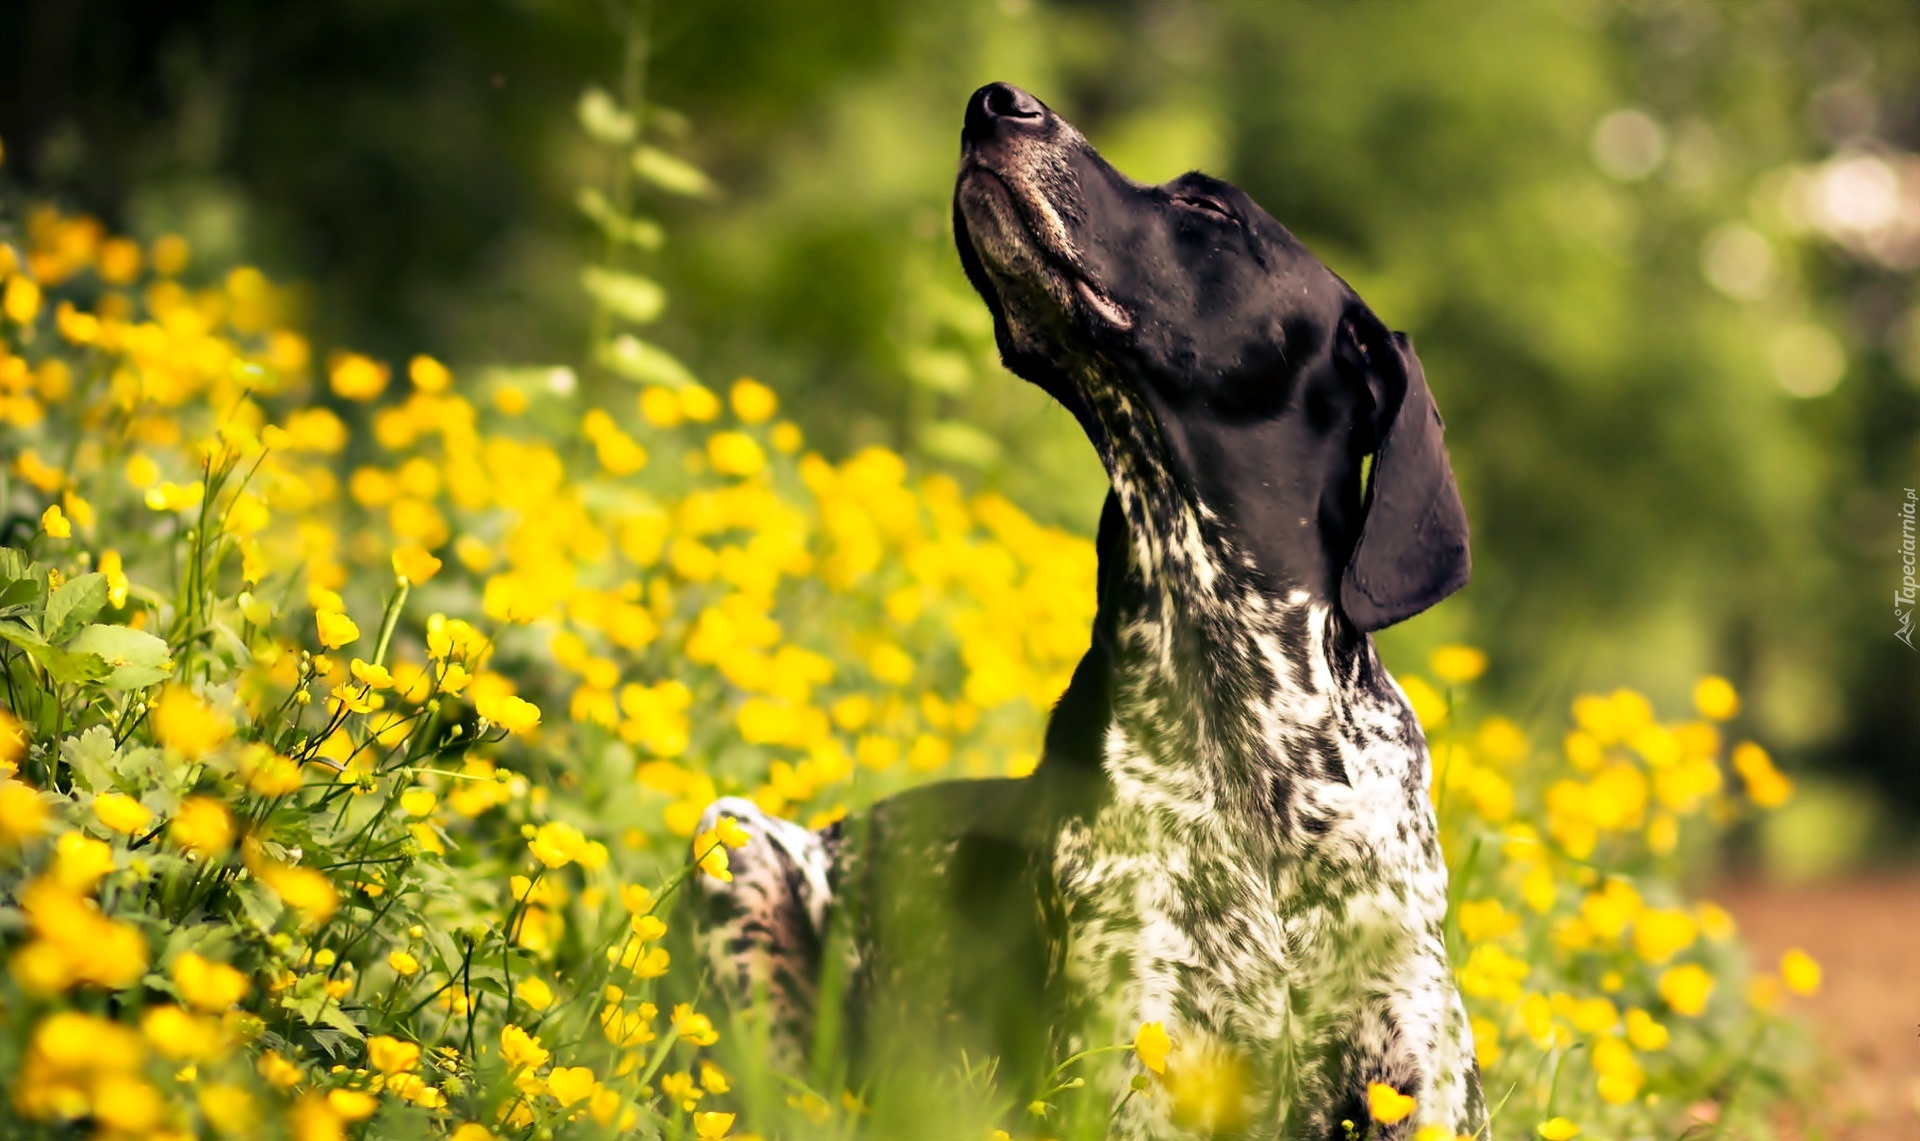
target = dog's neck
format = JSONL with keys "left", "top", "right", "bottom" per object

{"left": 1062, "top": 377, "right": 1396, "bottom": 822}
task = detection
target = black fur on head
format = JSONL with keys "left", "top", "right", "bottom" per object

{"left": 952, "top": 82, "right": 1468, "bottom": 631}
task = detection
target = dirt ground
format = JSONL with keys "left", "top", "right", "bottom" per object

{"left": 1720, "top": 874, "right": 1920, "bottom": 1141}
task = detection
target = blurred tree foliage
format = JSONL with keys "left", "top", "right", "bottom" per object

{"left": 2, "top": 0, "right": 1916, "bottom": 807}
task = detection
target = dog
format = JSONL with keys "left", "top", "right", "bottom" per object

{"left": 694, "top": 82, "right": 1483, "bottom": 1140}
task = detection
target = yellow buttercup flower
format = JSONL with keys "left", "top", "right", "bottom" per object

{"left": 478, "top": 692, "right": 542, "bottom": 735}
{"left": 1133, "top": 1020, "right": 1171, "bottom": 1075}
{"left": 392, "top": 545, "right": 443, "bottom": 585}
{"left": 1657, "top": 962, "right": 1715, "bottom": 1016}
{"left": 1692, "top": 675, "right": 1739, "bottom": 720}
{"left": 672, "top": 1003, "right": 720, "bottom": 1046}
{"left": 328, "top": 353, "right": 389, "bottom": 401}
{"left": 729, "top": 377, "right": 777, "bottom": 422}
{"left": 547, "top": 1065, "right": 597, "bottom": 1106}
{"left": 518, "top": 977, "right": 554, "bottom": 1009}
{"left": 170, "top": 796, "right": 235, "bottom": 857}
{"left": 713, "top": 814, "right": 752, "bottom": 849}
{"left": 1430, "top": 644, "right": 1487, "bottom": 684}
{"left": 693, "top": 1111, "right": 736, "bottom": 1139}
{"left": 692, "top": 828, "right": 732, "bottom": 882}
{"left": 173, "top": 952, "right": 249, "bottom": 1012}
{"left": 528, "top": 820, "right": 588, "bottom": 868}
{"left": 1781, "top": 948, "right": 1821, "bottom": 996}
{"left": 39, "top": 503, "right": 70, "bottom": 538}
{"left": 256, "top": 863, "right": 339, "bottom": 925}
{"left": 315, "top": 609, "right": 360, "bottom": 649}
{"left": 388, "top": 949, "right": 421, "bottom": 976}
{"left": 151, "top": 686, "right": 235, "bottom": 759}
{"left": 1367, "top": 1082, "right": 1416, "bottom": 1125}
{"left": 1538, "top": 1118, "right": 1580, "bottom": 1140}
{"left": 500, "top": 1024, "right": 550, "bottom": 1070}
{"left": 93, "top": 792, "right": 152, "bottom": 835}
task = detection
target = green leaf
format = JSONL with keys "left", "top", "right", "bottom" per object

{"left": 599, "top": 335, "right": 700, "bottom": 389}
{"left": 631, "top": 145, "right": 714, "bottom": 198}
{"left": 575, "top": 187, "right": 666, "bottom": 250}
{"left": 919, "top": 420, "right": 1004, "bottom": 468}
{"left": 22, "top": 640, "right": 110, "bottom": 685}
{"left": 0, "top": 577, "right": 42, "bottom": 611}
{"left": 66, "top": 624, "right": 173, "bottom": 690}
{"left": 0, "top": 548, "right": 31, "bottom": 583}
{"left": 581, "top": 267, "right": 667, "bottom": 325}
{"left": 44, "top": 573, "right": 108, "bottom": 643}
{"left": 576, "top": 86, "right": 637, "bottom": 145}
{"left": 59, "top": 726, "right": 118, "bottom": 792}
{"left": 902, "top": 347, "right": 973, "bottom": 395}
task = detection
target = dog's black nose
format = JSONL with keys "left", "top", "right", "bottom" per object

{"left": 964, "top": 82, "right": 1047, "bottom": 144}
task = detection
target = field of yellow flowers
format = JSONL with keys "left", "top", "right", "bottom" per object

{"left": 0, "top": 84, "right": 1822, "bottom": 1141}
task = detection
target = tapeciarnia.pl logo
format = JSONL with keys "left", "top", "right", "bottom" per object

{"left": 1899, "top": 488, "right": 1917, "bottom": 651}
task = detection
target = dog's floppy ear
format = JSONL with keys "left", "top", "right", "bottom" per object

{"left": 1336, "top": 318, "right": 1470, "bottom": 632}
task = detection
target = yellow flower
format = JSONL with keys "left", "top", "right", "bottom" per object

{"left": 713, "top": 814, "right": 752, "bottom": 849}
{"left": 257, "top": 863, "right": 339, "bottom": 925}
{"left": 519, "top": 977, "right": 554, "bottom": 1009}
{"left": 1430, "top": 644, "right": 1487, "bottom": 684}
{"left": 240, "top": 746, "right": 304, "bottom": 797}
{"left": 329, "top": 353, "right": 389, "bottom": 401}
{"left": 1624, "top": 1008, "right": 1669, "bottom": 1051}
{"left": 1631, "top": 908, "right": 1698, "bottom": 964}
{"left": 171, "top": 796, "right": 235, "bottom": 857}
{"left": 327, "top": 1088, "right": 378, "bottom": 1120}
{"left": 1692, "top": 675, "right": 1739, "bottom": 720}
{"left": 174, "top": 952, "right": 249, "bottom": 1011}
{"left": 1538, "top": 1118, "right": 1580, "bottom": 1140}
{"left": 1657, "top": 962, "right": 1715, "bottom": 1016}
{"left": 1133, "top": 1020, "right": 1171, "bottom": 1075}
{"left": 409, "top": 354, "right": 452, "bottom": 392}
{"left": 528, "top": 820, "right": 588, "bottom": 868}
{"left": 367, "top": 1034, "right": 420, "bottom": 1073}
{"left": 500, "top": 1024, "right": 550, "bottom": 1071}
{"left": 708, "top": 430, "right": 767, "bottom": 477}
{"left": 141, "top": 1004, "right": 228, "bottom": 1061}
{"left": 547, "top": 1065, "right": 597, "bottom": 1106}
{"left": 392, "top": 545, "right": 443, "bottom": 585}
{"left": 150, "top": 687, "right": 235, "bottom": 759}
{"left": 198, "top": 1083, "right": 260, "bottom": 1136}
{"left": 477, "top": 692, "right": 542, "bottom": 735}
{"left": 679, "top": 384, "right": 721, "bottom": 421}
{"left": 388, "top": 950, "right": 421, "bottom": 976}
{"left": 93, "top": 792, "right": 152, "bottom": 835}
{"left": 1781, "top": 948, "right": 1821, "bottom": 996}
{"left": 1731, "top": 742, "right": 1792, "bottom": 807}
{"left": 699, "top": 1060, "right": 731, "bottom": 1094}
{"left": 694, "top": 1111, "right": 736, "bottom": 1140}
{"left": 449, "top": 1126, "right": 495, "bottom": 1141}
{"left": 400, "top": 788, "right": 437, "bottom": 817}
{"left": 40, "top": 503, "right": 70, "bottom": 538}
{"left": 692, "top": 828, "right": 732, "bottom": 882}
{"left": 1398, "top": 675, "right": 1448, "bottom": 730}
{"left": 4, "top": 274, "right": 42, "bottom": 324}
{"left": 621, "top": 883, "right": 657, "bottom": 914}
{"left": 1367, "top": 1082, "right": 1416, "bottom": 1125}
{"left": 672, "top": 1003, "right": 720, "bottom": 1046}
{"left": 258, "top": 1049, "right": 303, "bottom": 1089}
{"left": 0, "top": 781, "right": 50, "bottom": 842}
{"left": 315, "top": 610, "right": 360, "bottom": 649}
{"left": 730, "top": 377, "right": 777, "bottom": 422}
{"left": 350, "top": 658, "right": 393, "bottom": 689}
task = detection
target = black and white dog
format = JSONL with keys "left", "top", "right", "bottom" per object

{"left": 696, "top": 84, "right": 1483, "bottom": 1140}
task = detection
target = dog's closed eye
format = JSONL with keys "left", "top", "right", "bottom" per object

{"left": 1171, "top": 194, "right": 1237, "bottom": 224}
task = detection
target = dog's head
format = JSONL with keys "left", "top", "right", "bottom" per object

{"left": 953, "top": 83, "right": 1468, "bottom": 632}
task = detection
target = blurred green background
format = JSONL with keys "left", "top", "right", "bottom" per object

{"left": 2, "top": 0, "right": 1916, "bottom": 840}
